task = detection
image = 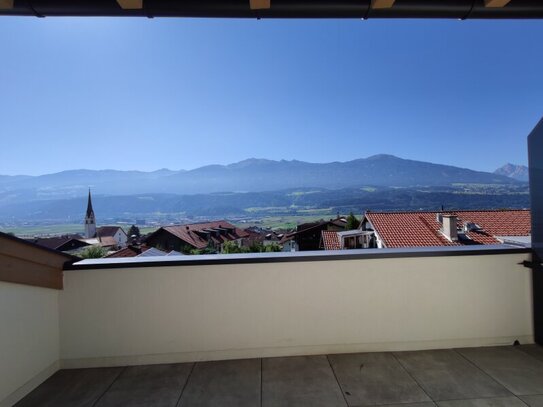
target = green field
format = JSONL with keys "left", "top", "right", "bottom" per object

{"left": 1, "top": 223, "right": 85, "bottom": 237}
{"left": 0, "top": 223, "right": 160, "bottom": 238}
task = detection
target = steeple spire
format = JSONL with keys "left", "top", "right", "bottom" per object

{"left": 86, "top": 188, "right": 95, "bottom": 218}
{"left": 84, "top": 188, "right": 97, "bottom": 238}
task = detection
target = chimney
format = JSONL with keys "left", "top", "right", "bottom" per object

{"left": 441, "top": 215, "right": 458, "bottom": 242}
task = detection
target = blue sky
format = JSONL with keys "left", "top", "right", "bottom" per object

{"left": 0, "top": 17, "right": 542, "bottom": 175}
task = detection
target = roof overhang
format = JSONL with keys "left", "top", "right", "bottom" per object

{"left": 1, "top": 0, "right": 542, "bottom": 19}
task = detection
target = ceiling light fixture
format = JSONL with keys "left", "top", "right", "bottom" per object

{"left": 116, "top": 0, "right": 143, "bottom": 10}
{"left": 250, "top": 0, "right": 271, "bottom": 10}
{"left": 371, "top": 0, "right": 396, "bottom": 9}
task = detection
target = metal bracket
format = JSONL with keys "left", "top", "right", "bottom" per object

{"left": 520, "top": 260, "right": 543, "bottom": 269}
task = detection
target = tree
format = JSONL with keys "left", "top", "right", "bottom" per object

{"left": 190, "top": 247, "right": 217, "bottom": 255}
{"left": 345, "top": 212, "right": 360, "bottom": 230}
{"left": 248, "top": 241, "right": 265, "bottom": 253}
{"left": 128, "top": 225, "right": 141, "bottom": 238}
{"left": 221, "top": 241, "right": 243, "bottom": 254}
{"left": 80, "top": 245, "right": 107, "bottom": 259}
{"left": 264, "top": 243, "right": 282, "bottom": 252}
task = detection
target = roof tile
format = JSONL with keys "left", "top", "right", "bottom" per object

{"left": 366, "top": 209, "right": 530, "bottom": 248}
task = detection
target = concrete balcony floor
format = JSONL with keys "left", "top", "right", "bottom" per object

{"left": 16, "top": 345, "right": 543, "bottom": 407}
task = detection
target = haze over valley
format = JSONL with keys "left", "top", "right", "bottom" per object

{"left": 0, "top": 155, "right": 529, "bottom": 230}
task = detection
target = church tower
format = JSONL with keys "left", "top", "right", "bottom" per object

{"left": 84, "top": 189, "right": 97, "bottom": 238}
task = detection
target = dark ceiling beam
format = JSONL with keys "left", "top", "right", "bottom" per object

{"left": 0, "top": 0, "right": 13, "bottom": 10}
{"left": 116, "top": 0, "right": 143, "bottom": 9}
{"left": 1, "top": 0, "right": 542, "bottom": 19}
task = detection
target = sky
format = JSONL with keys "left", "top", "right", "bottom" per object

{"left": 0, "top": 17, "right": 542, "bottom": 176}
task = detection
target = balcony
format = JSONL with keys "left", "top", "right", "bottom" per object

{"left": 13, "top": 345, "right": 543, "bottom": 406}
{"left": 0, "top": 233, "right": 538, "bottom": 406}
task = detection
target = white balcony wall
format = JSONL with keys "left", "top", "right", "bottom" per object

{"left": 0, "top": 282, "right": 59, "bottom": 407}
{"left": 59, "top": 252, "right": 533, "bottom": 368}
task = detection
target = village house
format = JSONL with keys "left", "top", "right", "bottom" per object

{"left": 358, "top": 209, "right": 531, "bottom": 249}
{"left": 280, "top": 217, "right": 349, "bottom": 251}
{"left": 320, "top": 229, "right": 375, "bottom": 250}
{"left": 26, "top": 234, "right": 90, "bottom": 254}
{"left": 145, "top": 220, "right": 249, "bottom": 253}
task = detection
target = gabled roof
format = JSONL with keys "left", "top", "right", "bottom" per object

{"left": 97, "top": 226, "right": 125, "bottom": 237}
{"left": 97, "top": 236, "right": 119, "bottom": 247}
{"left": 105, "top": 247, "right": 139, "bottom": 258}
{"left": 148, "top": 220, "right": 249, "bottom": 250}
{"left": 321, "top": 231, "right": 341, "bottom": 250}
{"left": 137, "top": 247, "right": 168, "bottom": 257}
{"left": 27, "top": 234, "right": 83, "bottom": 250}
{"left": 365, "top": 209, "right": 531, "bottom": 248}
{"left": 105, "top": 245, "right": 150, "bottom": 258}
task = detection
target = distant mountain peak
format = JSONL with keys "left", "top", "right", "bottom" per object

{"left": 494, "top": 163, "right": 529, "bottom": 182}
{"left": 365, "top": 154, "right": 399, "bottom": 160}
{"left": 227, "top": 158, "right": 278, "bottom": 169}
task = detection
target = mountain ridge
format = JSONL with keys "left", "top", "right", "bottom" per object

{"left": 494, "top": 163, "right": 529, "bottom": 182}
{"left": 0, "top": 155, "right": 521, "bottom": 206}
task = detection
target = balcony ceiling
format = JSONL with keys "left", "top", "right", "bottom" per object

{"left": 1, "top": 0, "right": 543, "bottom": 19}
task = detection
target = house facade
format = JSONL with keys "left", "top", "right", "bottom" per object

{"left": 320, "top": 229, "right": 374, "bottom": 250}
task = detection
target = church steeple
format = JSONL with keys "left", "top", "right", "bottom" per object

{"left": 84, "top": 189, "right": 97, "bottom": 238}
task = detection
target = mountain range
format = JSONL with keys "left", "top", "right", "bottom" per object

{"left": 494, "top": 163, "right": 529, "bottom": 182}
{"left": 0, "top": 155, "right": 521, "bottom": 203}
{"left": 0, "top": 155, "right": 529, "bottom": 223}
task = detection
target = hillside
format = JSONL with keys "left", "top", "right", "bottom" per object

{"left": 494, "top": 163, "right": 529, "bottom": 182}
{"left": 0, "top": 155, "right": 519, "bottom": 206}
{"left": 0, "top": 185, "right": 529, "bottom": 223}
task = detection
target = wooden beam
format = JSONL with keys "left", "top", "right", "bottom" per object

{"left": 0, "top": 0, "right": 14, "bottom": 10}
{"left": 250, "top": 0, "right": 270, "bottom": 10}
{"left": 116, "top": 0, "right": 143, "bottom": 10}
{"left": 484, "top": 0, "right": 512, "bottom": 7}
{"left": 371, "top": 0, "right": 396, "bottom": 9}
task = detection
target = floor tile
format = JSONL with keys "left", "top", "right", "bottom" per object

{"left": 328, "top": 352, "right": 430, "bottom": 406}
{"left": 520, "top": 395, "right": 543, "bottom": 407}
{"left": 458, "top": 347, "right": 543, "bottom": 395}
{"left": 15, "top": 367, "right": 123, "bottom": 407}
{"left": 178, "top": 358, "right": 260, "bottom": 407}
{"left": 394, "top": 349, "right": 510, "bottom": 401}
{"left": 517, "top": 345, "right": 543, "bottom": 364}
{"left": 262, "top": 355, "right": 346, "bottom": 407}
{"left": 436, "top": 396, "right": 528, "bottom": 406}
{"left": 366, "top": 403, "right": 436, "bottom": 407}
{"left": 95, "top": 363, "right": 193, "bottom": 407}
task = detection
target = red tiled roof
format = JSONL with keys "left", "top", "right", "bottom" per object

{"left": 321, "top": 230, "right": 341, "bottom": 250}
{"left": 157, "top": 220, "right": 249, "bottom": 250}
{"left": 105, "top": 247, "right": 139, "bottom": 258}
{"left": 366, "top": 209, "right": 531, "bottom": 248}
{"left": 105, "top": 246, "right": 150, "bottom": 258}
{"left": 97, "top": 226, "right": 125, "bottom": 238}
{"left": 97, "top": 236, "right": 119, "bottom": 247}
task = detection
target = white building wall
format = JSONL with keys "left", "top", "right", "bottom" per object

{"left": 114, "top": 229, "right": 128, "bottom": 247}
{"left": 58, "top": 252, "right": 533, "bottom": 368}
{"left": 0, "top": 282, "right": 59, "bottom": 407}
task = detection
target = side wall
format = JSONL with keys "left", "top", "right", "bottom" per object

{"left": 0, "top": 282, "right": 59, "bottom": 407}
{"left": 59, "top": 252, "right": 533, "bottom": 368}
{"left": 529, "top": 117, "right": 543, "bottom": 343}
